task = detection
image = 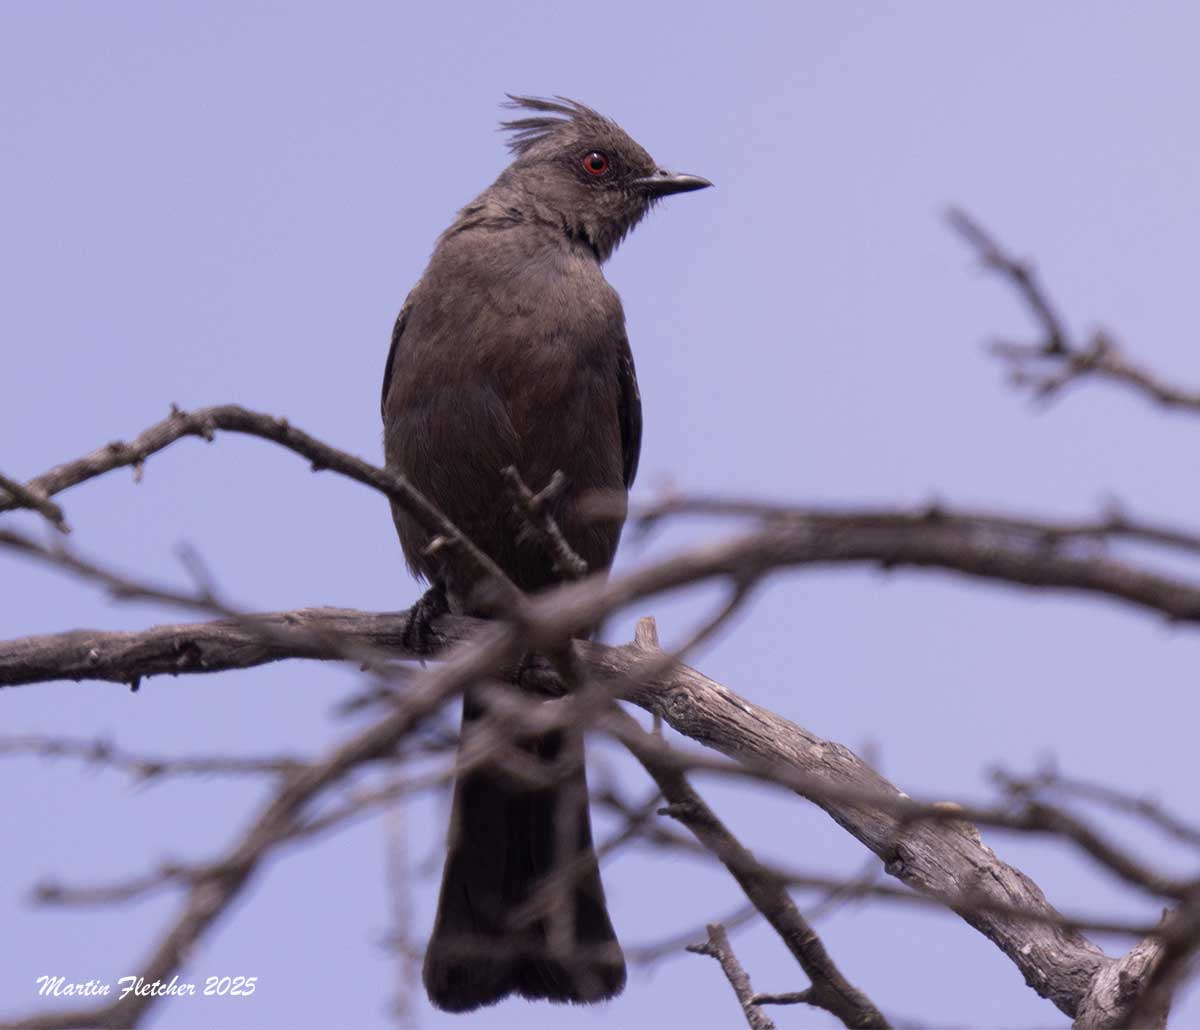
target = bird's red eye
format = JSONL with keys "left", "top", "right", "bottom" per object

{"left": 582, "top": 151, "right": 609, "bottom": 176}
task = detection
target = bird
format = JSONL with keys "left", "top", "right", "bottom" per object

{"left": 381, "top": 95, "right": 710, "bottom": 1013}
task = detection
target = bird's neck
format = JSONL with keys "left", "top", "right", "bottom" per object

{"left": 474, "top": 182, "right": 613, "bottom": 264}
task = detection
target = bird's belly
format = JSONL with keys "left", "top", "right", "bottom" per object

{"left": 386, "top": 343, "right": 624, "bottom": 599}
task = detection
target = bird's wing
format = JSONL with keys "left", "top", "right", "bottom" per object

{"left": 618, "top": 335, "right": 643, "bottom": 489}
{"left": 381, "top": 292, "right": 415, "bottom": 419}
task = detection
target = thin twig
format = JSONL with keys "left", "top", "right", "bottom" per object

{"left": 949, "top": 208, "right": 1200, "bottom": 414}
{"left": 687, "top": 923, "right": 776, "bottom": 1030}
{"left": 0, "top": 404, "right": 522, "bottom": 608}
{"left": 0, "top": 735, "right": 301, "bottom": 781}
{"left": 501, "top": 467, "right": 589, "bottom": 579}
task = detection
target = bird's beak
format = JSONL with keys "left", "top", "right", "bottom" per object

{"left": 633, "top": 169, "right": 713, "bottom": 197}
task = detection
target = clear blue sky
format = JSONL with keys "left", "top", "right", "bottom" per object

{"left": 3, "top": 2, "right": 1199, "bottom": 1027}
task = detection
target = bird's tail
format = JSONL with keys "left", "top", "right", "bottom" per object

{"left": 422, "top": 690, "right": 626, "bottom": 1012}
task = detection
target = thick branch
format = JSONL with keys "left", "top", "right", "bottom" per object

{"left": 0, "top": 620, "right": 525, "bottom": 1029}
{"left": 1074, "top": 935, "right": 1169, "bottom": 1030}
{"left": 3, "top": 601, "right": 1138, "bottom": 1020}
{"left": 0, "top": 606, "right": 425, "bottom": 688}
{"left": 617, "top": 702, "right": 891, "bottom": 1028}
{"left": 4, "top": 399, "right": 1190, "bottom": 1021}
{"left": 608, "top": 632, "right": 1113, "bottom": 1017}
{"left": 10, "top": 498, "right": 1200, "bottom": 694}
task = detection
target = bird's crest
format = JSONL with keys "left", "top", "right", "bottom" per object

{"left": 499, "top": 95, "right": 618, "bottom": 155}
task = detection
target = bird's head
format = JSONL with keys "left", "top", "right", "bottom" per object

{"left": 495, "top": 96, "right": 711, "bottom": 262}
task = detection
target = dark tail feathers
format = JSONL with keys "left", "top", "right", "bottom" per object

{"left": 423, "top": 691, "right": 626, "bottom": 1012}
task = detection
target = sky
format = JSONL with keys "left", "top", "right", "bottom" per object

{"left": 3, "top": 2, "right": 1200, "bottom": 1027}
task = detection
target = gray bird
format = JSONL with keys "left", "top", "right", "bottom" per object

{"left": 381, "top": 96, "right": 710, "bottom": 1012}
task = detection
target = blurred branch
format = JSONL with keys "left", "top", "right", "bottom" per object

{"left": 0, "top": 735, "right": 302, "bottom": 781}
{"left": 609, "top": 798, "right": 1163, "bottom": 937}
{"left": 592, "top": 641, "right": 1112, "bottom": 1018}
{"left": 383, "top": 796, "right": 419, "bottom": 1029}
{"left": 5, "top": 400, "right": 1200, "bottom": 663}
{"left": 993, "top": 763, "right": 1200, "bottom": 850}
{"left": 5, "top": 398, "right": 1199, "bottom": 1024}
{"left": 629, "top": 495, "right": 1200, "bottom": 561}
{"left": 0, "top": 612, "right": 525, "bottom": 1029}
{"left": 949, "top": 207, "right": 1200, "bottom": 413}
{"left": 0, "top": 553, "right": 1188, "bottom": 1020}
{"left": 502, "top": 489, "right": 887, "bottom": 1023}
{"left": 947, "top": 206, "right": 1072, "bottom": 355}
{"left": 0, "top": 470, "right": 68, "bottom": 533}
{"left": 12, "top": 492, "right": 1200, "bottom": 693}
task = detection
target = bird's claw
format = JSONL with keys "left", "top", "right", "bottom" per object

{"left": 402, "top": 584, "right": 449, "bottom": 657}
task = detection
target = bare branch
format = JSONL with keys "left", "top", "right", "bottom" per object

{"left": 503, "top": 472, "right": 882, "bottom": 1028}
{"left": 3, "top": 195, "right": 1192, "bottom": 1030}
{"left": 947, "top": 206, "right": 1072, "bottom": 355}
{"left": 595, "top": 644, "right": 1112, "bottom": 1017}
{"left": 615, "top": 703, "right": 892, "bottom": 1029}
{"left": 13, "top": 494, "right": 1200, "bottom": 696}
{"left": 0, "top": 586, "right": 1181, "bottom": 1016}
{"left": 629, "top": 495, "right": 1200, "bottom": 562}
{"left": 0, "top": 618, "right": 525, "bottom": 1028}
{"left": 0, "top": 735, "right": 301, "bottom": 781}
{"left": 687, "top": 923, "right": 776, "bottom": 1030}
{"left": 994, "top": 763, "right": 1200, "bottom": 850}
{"left": 1122, "top": 892, "right": 1200, "bottom": 1029}
{"left": 0, "top": 403, "right": 522, "bottom": 608}
{"left": 501, "top": 467, "right": 589, "bottom": 579}
{"left": 383, "top": 796, "right": 420, "bottom": 1029}
{"left": 0, "top": 605, "right": 423, "bottom": 690}
{"left": 949, "top": 208, "right": 1200, "bottom": 414}
{"left": 752, "top": 990, "right": 814, "bottom": 1007}
{"left": 0, "top": 470, "right": 69, "bottom": 533}
{"left": 4, "top": 398, "right": 1193, "bottom": 1024}
{"left": 1074, "top": 934, "right": 1169, "bottom": 1030}
{"left": 620, "top": 802, "right": 1162, "bottom": 938}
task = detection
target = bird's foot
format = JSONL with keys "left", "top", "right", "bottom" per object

{"left": 515, "top": 651, "right": 570, "bottom": 699}
{"left": 402, "top": 584, "right": 449, "bottom": 657}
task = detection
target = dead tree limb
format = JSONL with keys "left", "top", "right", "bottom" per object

{"left": 948, "top": 207, "right": 1200, "bottom": 414}
{"left": 688, "top": 923, "right": 776, "bottom": 1030}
